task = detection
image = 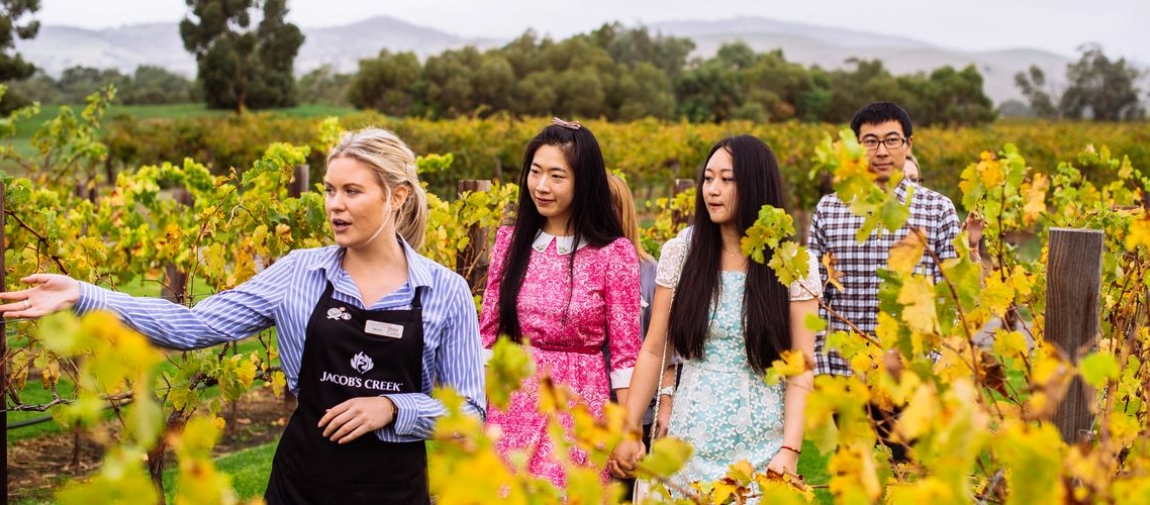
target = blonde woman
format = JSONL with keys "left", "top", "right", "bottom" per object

{"left": 0, "top": 128, "right": 486, "bottom": 504}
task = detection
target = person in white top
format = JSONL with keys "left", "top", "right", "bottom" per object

{"left": 610, "top": 135, "right": 820, "bottom": 494}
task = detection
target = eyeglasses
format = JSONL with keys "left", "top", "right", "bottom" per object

{"left": 861, "top": 137, "right": 908, "bottom": 151}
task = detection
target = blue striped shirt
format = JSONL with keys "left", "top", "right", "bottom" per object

{"left": 74, "top": 240, "right": 486, "bottom": 443}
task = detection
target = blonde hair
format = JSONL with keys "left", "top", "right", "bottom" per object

{"left": 327, "top": 128, "right": 428, "bottom": 250}
{"left": 607, "top": 173, "right": 654, "bottom": 262}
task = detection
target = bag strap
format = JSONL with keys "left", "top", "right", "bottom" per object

{"left": 647, "top": 282, "right": 675, "bottom": 450}
{"left": 636, "top": 241, "right": 684, "bottom": 502}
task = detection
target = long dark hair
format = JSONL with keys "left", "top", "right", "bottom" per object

{"left": 667, "top": 135, "right": 792, "bottom": 374}
{"left": 497, "top": 123, "right": 624, "bottom": 342}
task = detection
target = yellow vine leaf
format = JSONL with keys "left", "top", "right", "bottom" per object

{"left": 640, "top": 437, "right": 694, "bottom": 478}
{"left": 898, "top": 276, "right": 939, "bottom": 334}
{"left": 1109, "top": 410, "right": 1140, "bottom": 448}
{"left": 755, "top": 471, "right": 815, "bottom": 504}
{"left": 978, "top": 156, "right": 1005, "bottom": 187}
{"left": 57, "top": 448, "right": 159, "bottom": 504}
{"left": 888, "top": 229, "right": 926, "bottom": 276}
{"left": 565, "top": 467, "right": 608, "bottom": 504}
{"left": 849, "top": 346, "right": 883, "bottom": 377}
{"left": 992, "top": 330, "right": 1029, "bottom": 361}
{"left": 1126, "top": 214, "right": 1150, "bottom": 251}
{"left": 1021, "top": 173, "right": 1049, "bottom": 225}
{"left": 875, "top": 311, "right": 901, "bottom": 350}
{"left": 486, "top": 336, "right": 535, "bottom": 410}
{"left": 1008, "top": 265, "right": 1034, "bottom": 297}
{"left": 269, "top": 370, "right": 287, "bottom": 397}
{"left": 728, "top": 459, "right": 755, "bottom": 485}
{"left": 896, "top": 383, "right": 939, "bottom": 441}
{"left": 766, "top": 349, "right": 811, "bottom": 386}
{"left": 804, "top": 312, "right": 827, "bottom": 333}
{"left": 979, "top": 273, "right": 1015, "bottom": 318}
{"left": 886, "top": 477, "right": 958, "bottom": 504}
{"left": 822, "top": 251, "right": 845, "bottom": 292}
{"left": 711, "top": 479, "right": 740, "bottom": 504}
{"left": 827, "top": 441, "right": 883, "bottom": 504}
{"left": 1079, "top": 352, "right": 1119, "bottom": 388}
{"left": 996, "top": 422, "right": 1066, "bottom": 505}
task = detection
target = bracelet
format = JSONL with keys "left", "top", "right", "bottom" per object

{"left": 780, "top": 445, "right": 801, "bottom": 455}
{"left": 657, "top": 386, "right": 675, "bottom": 398}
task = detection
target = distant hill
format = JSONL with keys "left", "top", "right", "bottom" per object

{"left": 296, "top": 16, "right": 499, "bottom": 73}
{"left": 652, "top": 17, "right": 934, "bottom": 49}
{"left": 18, "top": 23, "right": 195, "bottom": 76}
{"left": 14, "top": 15, "right": 1077, "bottom": 104}
{"left": 14, "top": 16, "right": 499, "bottom": 78}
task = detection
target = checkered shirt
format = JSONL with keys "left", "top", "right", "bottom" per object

{"left": 807, "top": 179, "right": 960, "bottom": 376}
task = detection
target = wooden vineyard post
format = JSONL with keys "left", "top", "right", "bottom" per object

{"left": 671, "top": 178, "right": 695, "bottom": 229}
{"left": 289, "top": 164, "right": 310, "bottom": 199}
{"left": 1045, "top": 227, "right": 1104, "bottom": 443}
{"left": 456, "top": 180, "right": 493, "bottom": 292}
{"left": 160, "top": 188, "right": 194, "bottom": 305}
{"left": 282, "top": 165, "right": 310, "bottom": 414}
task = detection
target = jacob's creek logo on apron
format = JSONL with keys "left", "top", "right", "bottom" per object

{"left": 350, "top": 352, "right": 373, "bottom": 373}
{"left": 318, "top": 350, "right": 405, "bottom": 392}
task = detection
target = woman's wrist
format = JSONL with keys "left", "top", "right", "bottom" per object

{"left": 624, "top": 421, "right": 644, "bottom": 436}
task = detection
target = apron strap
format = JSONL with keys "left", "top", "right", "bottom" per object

{"left": 411, "top": 286, "right": 426, "bottom": 310}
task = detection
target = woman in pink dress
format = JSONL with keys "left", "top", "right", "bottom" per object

{"left": 480, "top": 118, "right": 642, "bottom": 488}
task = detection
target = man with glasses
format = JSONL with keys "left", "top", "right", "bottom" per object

{"left": 807, "top": 101, "right": 962, "bottom": 463}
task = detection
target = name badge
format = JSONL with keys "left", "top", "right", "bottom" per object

{"left": 365, "top": 320, "right": 404, "bottom": 339}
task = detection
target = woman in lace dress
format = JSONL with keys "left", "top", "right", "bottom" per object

{"left": 610, "top": 135, "right": 820, "bottom": 494}
{"left": 480, "top": 119, "right": 641, "bottom": 488}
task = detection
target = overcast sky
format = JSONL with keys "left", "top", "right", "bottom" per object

{"left": 34, "top": 0, "right": 1150, "bottom": 63}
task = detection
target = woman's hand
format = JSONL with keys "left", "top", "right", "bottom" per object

{"left": 655, "top": 398, "right": 673, "bottom": 439}
{"left": 0, "top": 274, "right": 81, "bottom": 319}
{"left": 608, "top": 438, "right": 646, "bottom": 478}
{"left": 766, "top": 448, "right": 800, "bottom": 477}
{"left": 963, "top": 212, "right": 985, "bottom": 249}
{"left": 318, "top": 396, "right": 396, "bottom": 444}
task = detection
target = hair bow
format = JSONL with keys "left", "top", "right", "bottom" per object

{"left": 550, "top": 117, "right": 582, "bottom": 130}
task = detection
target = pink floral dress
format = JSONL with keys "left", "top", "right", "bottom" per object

{"left": 480, "top": 226, "right": 641, "bottom": 488}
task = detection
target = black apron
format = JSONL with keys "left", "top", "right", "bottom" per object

{"left": 265, "top": 282, "right": 430, "bottom": 505}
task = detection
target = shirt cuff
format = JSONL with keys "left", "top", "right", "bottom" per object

{"left": 383, "top": 394, "right": 419, "bottom": 436}
{"left": 74, "top": 282, "right": 109, "bottom": 314}
{"left": 610, "top": 367, "right": 634, "bottom": 389}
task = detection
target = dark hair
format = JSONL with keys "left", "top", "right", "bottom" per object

{"left": 496, "top": 123, "right": 624, "bottom": 342}
{"left": 668, "top": 135, "right": 792, "bottom": 374}
{"left": 850, "top": 101, "right": 913, "bottom": 139}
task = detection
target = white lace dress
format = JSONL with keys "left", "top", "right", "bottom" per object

{"left": 656, "top": 236, "right": 821, "bottom": 490}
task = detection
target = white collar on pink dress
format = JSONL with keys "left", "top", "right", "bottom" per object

{"left": 532, "top": 231, "right": 589, "bottom": 256}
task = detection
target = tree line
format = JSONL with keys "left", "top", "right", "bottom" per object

{"left": 1014, "top": 43, "right": 1146, "bottom": 121}
{"left": 336, "top": 24, "right": 998, "bottom": 126}
{"left": 8, "top": 65, "right": 196, "bottom": 106}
